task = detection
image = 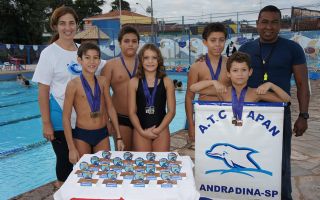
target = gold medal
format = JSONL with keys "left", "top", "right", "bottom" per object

{"left": 232, "top": 117, "right": 237, "bottom": 125}
{"left": 90, "top": 111, "right": 101, "bottom": 118}
{"left": 235, "top": 120, "right": 243, "bottom": 126}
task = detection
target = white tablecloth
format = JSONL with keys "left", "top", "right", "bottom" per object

{"left": 54, "top": 151, "right": 200, "bottom": 200}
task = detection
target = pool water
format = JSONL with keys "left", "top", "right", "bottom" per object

{"left": 0, "top": 73, "right": 187, "bottom": 199}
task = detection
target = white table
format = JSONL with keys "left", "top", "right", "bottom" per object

{"left": 54, "top": 151, "right": 200, "bottom": 200}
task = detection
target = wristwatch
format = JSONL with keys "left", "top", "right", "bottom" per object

{"left": 299, "top": 112, "right": 309, "bottom": 120}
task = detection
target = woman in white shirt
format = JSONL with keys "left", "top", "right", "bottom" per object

{"left": 32, "top": 6, "right": 80, "bottom": 188}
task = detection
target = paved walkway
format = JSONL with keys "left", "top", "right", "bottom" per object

{"left": 12, "top": 80, "right": 320, "bottom": 200}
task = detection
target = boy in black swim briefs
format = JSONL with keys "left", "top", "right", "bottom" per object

{"left": 63, "top": 43, "right": 124, "bottom": 164}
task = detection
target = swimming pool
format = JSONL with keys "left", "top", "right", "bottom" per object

{"left": 0, "top": 73, "right": 187, "bottom": 199}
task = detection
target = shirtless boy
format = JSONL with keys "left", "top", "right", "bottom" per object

{"left": 190, "top": 52, "right": 291, "bottom": 103}
{"left": 101, "top": 26, "right": 140, "bottom": 150}
{"left": 185, "top": 22, "right": 230, "bottom": 142}
{"left": 63, "top": 43, "right": 124, "bottom": 164}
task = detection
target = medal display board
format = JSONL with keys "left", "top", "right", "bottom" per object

{"left": 54, "top": 151, "right": 200, "bottom": 200}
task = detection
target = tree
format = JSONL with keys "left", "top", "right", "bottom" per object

{"left": 0, "top": 0, "right": 49, "bottom": 44}
{"left": 110, "top": 0, "right": 131, "bottom": 12}
{"left": 0, "top": 0, "right": 107, "bottom": 44}
{"left": 73, "top": 0, "right": 105, "bottom": 27}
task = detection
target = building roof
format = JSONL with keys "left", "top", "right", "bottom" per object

{"left": 74, "top": 26, "right": 109, "bottom": 40}
{"left": 84, "top": 10, "right": 148, "bottom": 21}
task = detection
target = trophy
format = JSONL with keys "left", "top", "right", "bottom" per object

{"left": 168, "top": 152, "right": 178, "bottom": 162}
{"left": 97, "top": 163, "right": 110, "bottom": 178}
{"left": 76, "top": 161, "right": 89, "bottom": 177}
{"left": 170, "top": 164, "right": 182, "bottom": 180}
{"left": 134, "top": 157, "right": 145, "bottom": 172}
{"left": 106, "top": 170, "right": 117, "bottom": 180}
{"left": 145, "top": 163, "right": 157, "bottom": 180}
{"left": 90, "top": 156, "right": 100, "bottom": 165}
{"left": 102, "top": 151, "right": 112, "bottom": 160}
{"left": 79, "top": 161, "right": 89, "bottom": 171}
{"left": 100, "top": 163, "right": 110, "bottom": 172}
{"left": 131, "top": 171, "right": 148, "bottom": 187}
{"left": 170, "top": 164, "right": 181, "bottom": 174}
{"left": 103, "top": 170, "right": 122, "bottom": 187}
{"left": 146, "top": 152, "right": 156, "bottom": 162}
{"left": 159, "top": 158, "right": 169, "bottom": 168}
{"left": 121, "top": 163, "right": 134, "bottom": 180}
{"left": 158, "top": 170, "right": 176, "bottom": 188}
{"left": 123, "top": 152, "right": 133, "bottom": 161}
{"left": 124, "top": 163, "right": 134, "bottom": 172}
{"left": 78, "top": 171, "right": 98, "bottom": 186}
{"left": 113, "top": 157, "right": 123, "bottom": 166}
{"left": 112, "top": 157, "right": 123, "bottom": 173}
{"left": 160, "top": 171, "right": 171, "bottom": 181}
{"left": 135, "top": 157, "right": 144, "bottom": 166}
{"left": 82, "top": 171, "right": 92, "bottom": 179}
{"left": 89, "top": 156, "right": 100, "bottom": 171}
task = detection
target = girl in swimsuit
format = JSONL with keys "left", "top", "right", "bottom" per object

{"left": 128, "top": 44, "right": 176, "bottom": 152}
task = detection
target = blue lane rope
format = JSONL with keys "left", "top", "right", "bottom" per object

{"left": 0, "top": 99, "right": 38, "bottom": 108}
{"left": 0, "top": 115, "right": 41, "bottom": 126}
{"left": 0, "top": 140, "right": 48, "bottom": 158}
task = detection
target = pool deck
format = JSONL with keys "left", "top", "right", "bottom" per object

{"left": 12, "top": 79, "right": 320, "bottom": 200}
{"left": 0, "top": 65, "right": 36, "bottom": 81}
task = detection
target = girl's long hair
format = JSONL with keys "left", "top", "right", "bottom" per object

{"left": 49, "top": 6, "right": 79, "bottom": 44}
{"left": 136, "top": 43, "right": 166, "bottom": 79}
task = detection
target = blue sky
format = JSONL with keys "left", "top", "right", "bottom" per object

{"left": 102, "top": 0, "right": 320, "bottom": 24}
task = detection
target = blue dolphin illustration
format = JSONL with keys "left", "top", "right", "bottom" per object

{"left": 206, "top": 143, "right": 261, "bottom": 169}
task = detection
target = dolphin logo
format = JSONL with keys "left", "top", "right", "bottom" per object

{"left": 205, "top": 143, "right": 272, "bottom": 177}
{"left": 67, "top": 61, "right": 82, "bottom": 75}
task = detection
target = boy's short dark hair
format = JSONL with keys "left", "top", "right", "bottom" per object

{"left": 118, "top": 26, "right": 140, "bottom": 43}
{"left": 77, "top": 42, "right": 101, "bottom": 58}
{"left": 202, "top": 22, "right": 227, "bottom": 40}
{"left": 258, "top": 5, "right": 282, "bottom": 20}
{"left": 226, "top": 52, "right": 251, "bottom": 72}
{"left": 177, "top": 81, "right": 182, "bottom": 87}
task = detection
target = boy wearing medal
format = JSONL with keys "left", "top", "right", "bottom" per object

{"left": 190, "top": 51, "right": 290, "bottom": 125}
{"left": 63, "top": 43, "right": 124, "bottom": 164}
{"left": 101, "top": 26, "right": 140, "bottom": 150}
{"left": 128, "top": 44, "right": 176, "bottom": 152}
{"left": 185, "top": 22, "right": 230, "bottom": 142}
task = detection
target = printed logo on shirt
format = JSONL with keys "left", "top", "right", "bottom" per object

{"left": 67, "top": 61, "right": 82, "bottom": 75}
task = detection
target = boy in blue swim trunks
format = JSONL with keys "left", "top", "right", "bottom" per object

{"left": 63, "top": 43, "right": 124, "bottom": 164}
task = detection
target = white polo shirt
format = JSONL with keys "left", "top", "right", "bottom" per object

{"left": 32, "top": 42, "right": 106, "bottom": 130}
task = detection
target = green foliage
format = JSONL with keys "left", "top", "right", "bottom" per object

{"left": 73, "top": 0, "right": 105, "bottom": 28}
{"left": 0, "top": 0, "right": 106, "bottom": 44}
{"left": 110, "top": 0, "right": 131, "bottom": 11}
{"left": 0, "top": 0, "right": 49, "bottom": 44}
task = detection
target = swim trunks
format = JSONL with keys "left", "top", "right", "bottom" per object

{"left": 72, "top": 126, "right": 108, "bottom": 147}
{"left": 117, "top": 113, "right": 133, "bottom": 129}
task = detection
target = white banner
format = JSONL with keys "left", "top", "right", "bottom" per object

{"left": 194, "top": 102, "right": 284, "bottom": 200}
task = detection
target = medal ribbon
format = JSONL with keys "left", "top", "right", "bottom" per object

{"left": 231, "top": 86, "right": 248, "bottom": 120}
{"left": 142, "top": 78, "right": 159, "bottom": 107}
{"left": 120, "top": 54, "right": 138, "bottom": 79}
{"left": 80, "top": 74, "right": 101, "bottom": 113}
{"left": 205, "top": 54, "right": 222, "bottom": 80}
{"left": 258, "top": 40, "right": 277, "bottom": 83}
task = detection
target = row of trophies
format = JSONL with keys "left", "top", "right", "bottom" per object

{"left": 76, "top": 151, "right": 186, "bottom": 187}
